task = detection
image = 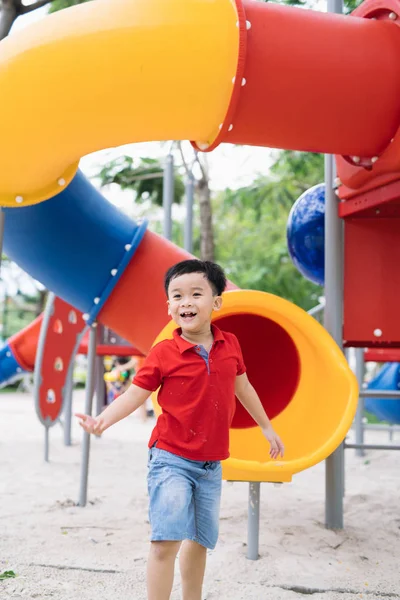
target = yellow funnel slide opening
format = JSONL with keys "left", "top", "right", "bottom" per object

{"left": 152, "top": 290, "right": 358, "bottom": 483}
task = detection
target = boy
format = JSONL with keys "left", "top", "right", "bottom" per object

{"left": 76, "top": 259, "right": 284, "bottom": 600}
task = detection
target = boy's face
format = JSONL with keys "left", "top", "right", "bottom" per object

{"left": 167, "top": 272, "right": 222, "bottom": 332}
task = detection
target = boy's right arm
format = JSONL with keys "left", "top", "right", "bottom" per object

{"left": 76, "top": 384, "right": 152, "bottom": 435}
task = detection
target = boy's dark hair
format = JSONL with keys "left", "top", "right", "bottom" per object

{"left": 164, "top": 260, "right": 227, "bottom": 296}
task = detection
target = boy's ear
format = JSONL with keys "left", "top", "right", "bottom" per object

{"left": 167, "top": 300, "right": 171, "bottom": 316}
{"left": 213, "top": 296, "right": 223, "bottom": 311}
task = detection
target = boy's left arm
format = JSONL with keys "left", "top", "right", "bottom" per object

{"left": 235, "top": 373, "right": 284, "bottom": 459}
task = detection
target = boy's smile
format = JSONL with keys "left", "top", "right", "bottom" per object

{"left": 167, "top": 272, "right": 222, "bottom": 336}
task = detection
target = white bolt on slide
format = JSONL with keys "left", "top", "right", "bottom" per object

{"left": 15, "top": 196, "right": 23, "bottom": 203}
{"left": 125, "top": 244, "right": 132, "bottom": 251}
{"left": 110, "top": 268, "right": 117, "bottom": 276}
{"left": 246, "top": 20, "right": 252, "bottom": 30}
{"left": 241, "top": 78, "right": 247, "bottom": 86}
{"left": 58, "top": 178, "right": 66, "bottom": 186}
{"left": 94, "top": 297, "right": 100, "bottom": 304}
{"left": 373, "top": 328, "right": 383, "bottom": 337}
{"left": 82, "top": 313, "right": 89, "bottom": 321}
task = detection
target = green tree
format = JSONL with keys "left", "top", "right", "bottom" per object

{"left": 49, "top": 0, "right": 92, "bottom": 12}
{"left": 213, "top": 151, "right": 324, "bottom": 310}
{"left": 97, "top": 156, "right": 185, "bottom": 207}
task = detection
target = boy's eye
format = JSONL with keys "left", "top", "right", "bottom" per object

{"left": 193, "top": 293, "right": 201, "bottom": 297}
{"left": 173, "top": 295, "right": 181, "bottom": 300}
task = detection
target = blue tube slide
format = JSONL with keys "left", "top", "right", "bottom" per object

{"left": 365, "top": 362, "right": 400, "bottom": 424}
{"left": 3, "top": 171, "right": 147, "bottom": 325}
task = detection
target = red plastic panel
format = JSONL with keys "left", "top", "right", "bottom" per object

{"left": 344, "top": 217, "right": 400, "bottom": 346}
{"left": 365, "top": 348, "right": 400, "bottom": 362}
{"left": 8, "top": 315, "right": 42, "bottom": 371}
{"left": 224, "top": 1, "right": 400, "bottom": 156}
{"left": 38, "top": 297, "right": 86, "bottom": 423}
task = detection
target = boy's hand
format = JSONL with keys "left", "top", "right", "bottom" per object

{"left": 262, "top": 426, "right": 284, "bottom": 459}
{"left": 75, "top": 413, "right": 106, "bottom": 435}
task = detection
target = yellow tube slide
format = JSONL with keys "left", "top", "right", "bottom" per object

{"left": 152, "top": 291, "right": 358, "bottom": 483}
{"left": 0, "top": 0, "right": 239, "bottom": 206}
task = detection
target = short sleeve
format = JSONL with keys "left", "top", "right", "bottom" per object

{"left": 233, "top": 335, "right": 246, "bottom": 376}
{"left": 132, "top": 347, "right": 162, "bottom": 391}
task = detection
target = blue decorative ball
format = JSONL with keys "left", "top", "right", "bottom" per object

{"left": 286, "top": 183, "right": 325, "bottom": 286}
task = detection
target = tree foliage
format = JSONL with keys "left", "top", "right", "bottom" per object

{"left": 213, "top": 151, "right": 324, "bottom": 310}
{"left": 49, "top": 0, "right": 93, "bottom": 12}
{"left": 97, "top": 156, "right": 185, "bottom": 207}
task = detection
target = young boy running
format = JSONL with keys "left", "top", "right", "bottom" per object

{"left": 76, "top": 259, "right": 284, "bottom": 600}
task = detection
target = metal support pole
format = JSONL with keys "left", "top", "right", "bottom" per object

{"left": 324, "top": 119, "right": 344, "bottom": 527}
{"left": 360, "top": 390, "right": 400, "bottom": 399}
{"left": 62, "top": 328, "right": 87, "bottom": 447}
{"left": 324, "top": 0, "right": 344, "bottom": 519}
{"left": 44, "top": 426, "right": 50, "bottom": 462}
{"left": 163, "top": 153, "right": 174, "bottom": 241}
{"left": 354, "top": 348, "right": 365, "bottom": 457}
{"left": 78, "top": 324, "right": 97, "bottom": 507}
{"left": 247, "top": 482, "right": 260, "bottom": 560}
{"left": 63, "top": 365, "right": 74, "bottom": 447}
{"left": 345, "top": 442, "right": 400, "bottom": 451}
{"left": 33, "top": 292, "right": 56, "bottom": 461}
{"left": 184, "top": 173, "right": 194, "bottom": 253}
{"left": 94, "top": 355, "right": 105, "bottom": 416}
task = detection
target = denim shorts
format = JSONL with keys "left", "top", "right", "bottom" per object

{"left": 147, "top": 446, "right": 222, "bottom": 549}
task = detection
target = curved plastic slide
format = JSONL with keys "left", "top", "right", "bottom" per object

{"left": 365, "top": 363, "right": 400, "bottom": 424}
{"left": 0, "top": 0, "right": 400, "bottom": 206}
{"left": 2, "top": 173, "right": 357, "bottom": 481}
{"left": 0, "top": 316, "right": 42, "bottom": 385}
{"left": 0, "top": 0, "right": 362, "bottom": 481}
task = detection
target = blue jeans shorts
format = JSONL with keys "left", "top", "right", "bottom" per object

{"left": 147, "top": 446, "right": 222, "bottom": 550}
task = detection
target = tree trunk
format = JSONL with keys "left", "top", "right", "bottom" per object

{"left": 0, "top": 1, "right": 21, "bottom": 40}
{"left": 36, "top": 288, "right": 48, "bottom": 316}
{"left": 197, "top": 175, "right": 215, "bottom": 262}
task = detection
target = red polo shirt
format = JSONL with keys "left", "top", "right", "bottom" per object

{"left": 133, "top": 324, "right": 246, "bottom": 461}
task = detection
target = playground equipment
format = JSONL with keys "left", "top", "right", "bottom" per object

{"left": 3, "top": 172, "right": 357, "bottom": 475}
{"left": 289, "top": 184, "right": 400, "bottom": 427}
{"left": 2, "top": 0, "right": 400, "bottom": 548}
{"left": 287, "top": 183, "right": 325, "bottom": 286}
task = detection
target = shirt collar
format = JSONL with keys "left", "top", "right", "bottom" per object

{"left": 173, "top": 323, "right": 225, "bottom": 354}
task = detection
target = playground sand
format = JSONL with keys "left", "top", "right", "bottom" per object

{"left": 0, "top": 390, "right": 399, "bottom": 600}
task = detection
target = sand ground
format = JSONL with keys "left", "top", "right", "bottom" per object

{"left": 0, "top": 390, "right": 399, "bottom": 600}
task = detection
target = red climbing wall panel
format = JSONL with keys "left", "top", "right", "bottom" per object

{"left": 38, "top": 297, "right": 86, "bottom": 424}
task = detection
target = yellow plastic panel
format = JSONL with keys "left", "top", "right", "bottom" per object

{"left": 152, "top": 290, "right": 358, "bottom": 483}
{"left": 0, "top": 0, "right": 239, "bottom": 206}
